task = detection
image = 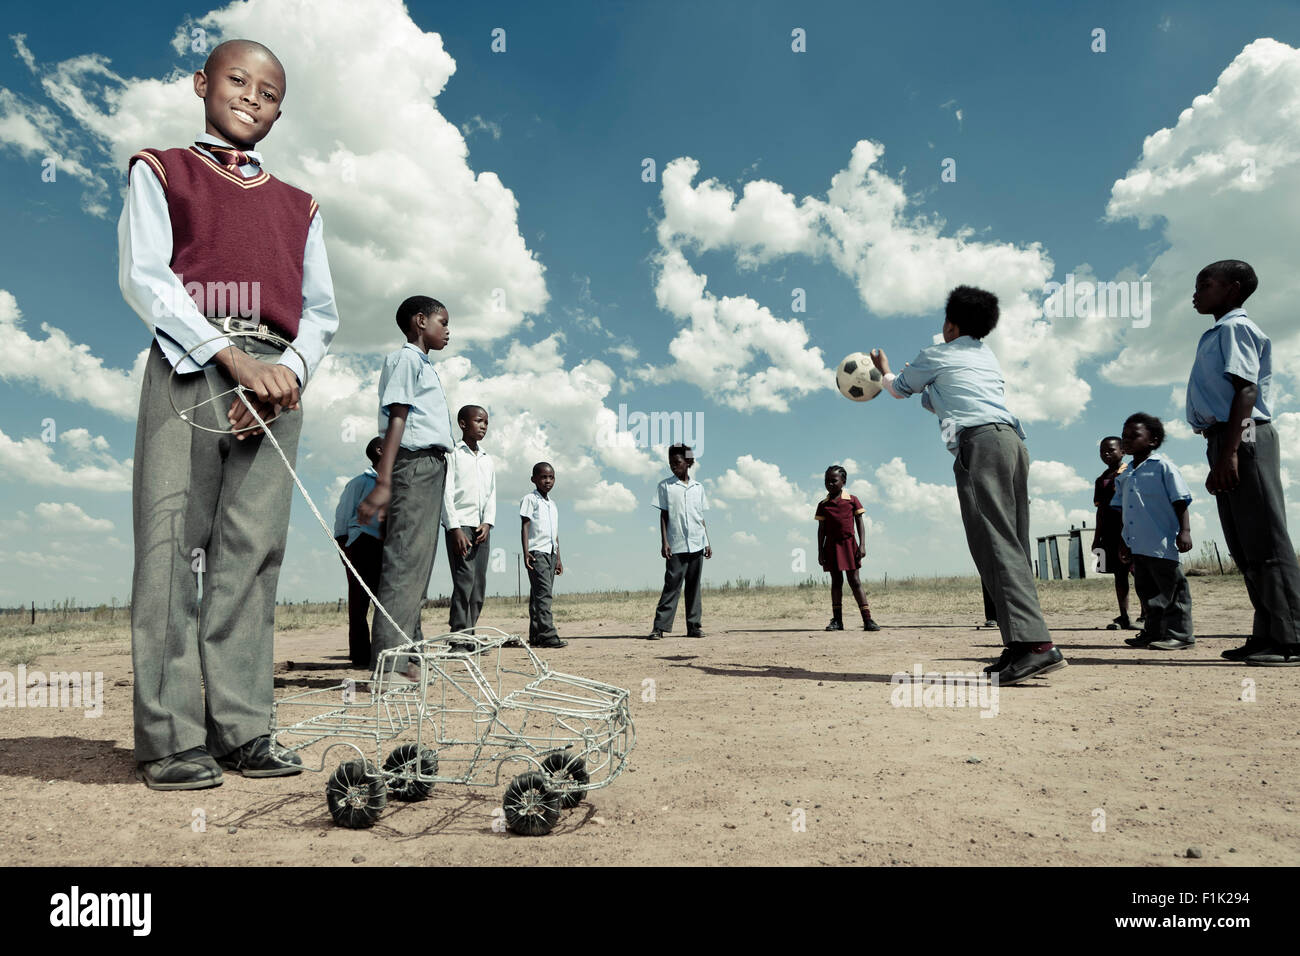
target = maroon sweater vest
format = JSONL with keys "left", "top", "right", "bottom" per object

{"left": 129, "top": 147, "right": 318, "bottom": 339}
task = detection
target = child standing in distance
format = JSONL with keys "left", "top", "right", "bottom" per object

{"left": 872, "top": 286, "right": 1065, "bottom": 685}
{"left": 521, "top": 463, "right": 567, "bottom": 649}
{"left": 334, "top": 436, "right": 384, "bottom": 669}
{"left": 816, "top": 465, "right": 879, "bottom": 632}
{"left": 119, "top": 39, "right": 338, "bottom": 789}
{"left": 1187, "top": 260, "right": 1300, "bottom": 665}
{"left": 442, "top": 405, "right": 496, "bottom": 634}
{"left": 648, "top": 444, "right": 712, "bottom": 640}
{"left": 1112, "top": 413, "right": 1195, "bottom": 650}
{"left": 1091, "top": 435, "right": 1144, "bottom": 631}
{"left": 357, "top": 297, "right": 455, "bottom": 676}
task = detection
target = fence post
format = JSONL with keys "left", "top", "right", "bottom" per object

{"left": 1213, "top": 541, "right": 1225, "bottom": 575}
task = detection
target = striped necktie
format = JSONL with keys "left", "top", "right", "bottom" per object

{"left": 202, "top": 143, "right": 253, "bottom": 173}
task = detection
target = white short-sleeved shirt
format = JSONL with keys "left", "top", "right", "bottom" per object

{"left": 520, "top": 490, "right": 559, "bottom": 554}
{"left": 654, "top": 476, "right": 709, "bottom": 554}
{"left": 442, "top": 441, "right": 497, "bottom": 530}
{"left": 377, "top": 342, "right": 454, "bottom": 451}
{"left": 1185, "top": 308, "right": 1273, "bottom": 431}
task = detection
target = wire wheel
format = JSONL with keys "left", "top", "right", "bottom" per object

{"left": 503, "top": 772, "right": 561, "bottom": 836}
{"left": 540, "top": 751, "right": 589, "bottom": 809}
{"left": 326, "top": 759, "right": 388, "bottom": 828}
{"left": 382, "top": 744, "right": 438, "bottom": 801}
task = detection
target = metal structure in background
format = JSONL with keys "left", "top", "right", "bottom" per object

{"left": 1036, "top": 522, "right": 1090, "bottom": 581}
{"left": 271, "top": 626, "right": 636, "bottom": 836}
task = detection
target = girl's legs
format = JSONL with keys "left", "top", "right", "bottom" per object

{"left": 1114, "top": 569, "right": 1131, "bottom": 622}
{"left": 829, "top": 570, "right": 844, "bottom": 625}
{"left": 845, "top": 569, "right": 873, "bottom": 625}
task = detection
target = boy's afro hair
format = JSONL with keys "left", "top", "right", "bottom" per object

{"left": 395, "top": 295, "right": 446, "bottom": 336}
{"left": 668, "top": 443, "right": 694, "bottom": 461}
{"left": 1199, "top": 260, "right": 1259, "bottom": 300}
{"left": 1124, "top": 412, "right": 1165, "bottom": 449}
{"left": 945, "top": 286, "right": 1000, "bottom": 339}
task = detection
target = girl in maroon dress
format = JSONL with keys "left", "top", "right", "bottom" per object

{"left": 1091, "top": 436, "right": 1145, "bottom": 630}
{"left": 816, "top": 465, "right": 880, "bottom": 631}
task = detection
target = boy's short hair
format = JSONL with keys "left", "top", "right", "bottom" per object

{"left": 667, "top": 443, "right": 694, "bottom": 462}
{"left": 1199, "top": 260, "right": 1258, "bottom": 301}
{"left": 365, "top": 436, "right": 383, "bottom": 463}
{"left": 1100, "top": 435, "right": 1122, "bottom": 447}
{"left": 945, "top": 286, "right": 1000, "bottom": 339}
{"left": 532, "top": 461, "right": 553, "bottom": 477}
{"left": 395, "top": 295, "right": 447, "bottom": 337}
{"left": 1124, "top": 413, "right": 1165, "bottom": 449}
{"left": 458, "top": 404, "right": 487, "bottom": 424}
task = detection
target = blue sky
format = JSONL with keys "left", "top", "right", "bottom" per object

{"left": 2, "top": 0, "right": 1300, "bottom": 606}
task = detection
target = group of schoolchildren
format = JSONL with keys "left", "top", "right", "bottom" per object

{"left": 115, "top": 38, "right": 1300, "bottom": 793}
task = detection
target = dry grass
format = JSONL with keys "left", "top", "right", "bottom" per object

{"left": 0, "top": 570, "right": 1255, "bottom": 666}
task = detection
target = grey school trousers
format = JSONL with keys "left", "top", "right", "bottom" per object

{"left": 131, "top": 339, "right": 301, "bottom": 762}
{"left": 527, "top": 551, "right": 559, "bottom": 643}
{"left": 370, "top": 447, "right": 447, "bottom": 669}
{"left": 1131, "top": 554, "right": 1193, "bottom": 643}
{"left": 447, "top": 526, "right": 490, "bottom": 632}
{"left": 654, "top": 551, "right": 704, "bottom": 632}
{"left": 1207, "top": 422, "right": 1300, "bottom": 646}
{"left": 953, "top": 423, "right": 1052, "bottom": 646}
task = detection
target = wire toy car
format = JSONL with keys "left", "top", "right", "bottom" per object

{"left": 270, "top": 626, "right": 636, "bottom": 835}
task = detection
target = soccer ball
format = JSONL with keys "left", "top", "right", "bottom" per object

{"left": 836, "top": 352, "right": 883, "bottom": 402}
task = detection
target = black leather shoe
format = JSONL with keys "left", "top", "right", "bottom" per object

{"left": 217, "top": 736, "right": 303, "bottom": 777}
{"left": 863, "top": 618, "right": 881, "bottom": 632}
{"left": 996, "top": 646, "right": 1067, "bottom": 686}
{"left": 825, "top": 619, "right": 844, "bottom": 631}
{"left": 1244, "top": 645, "right": 1300, "bottom": 667}
{"left": 1221, "top": 640, "right": 1267, "bottom": 661}
{"left": 686, "top": 627, "right": 705, "bottom": 638}
{"left": 138, "top": 747, "right": 223, "bottom": 791}
{"left": 982, "top": 619, "right": 998, "bottom": 629}
{"left": 448, "top": 640, "right": 477, "bottom": 653}
{"left": 530, "top": 637, "right": 569, "bottom": 649}
{"left": 1148, "top": 638, "right": 1195, "bottom": 650}
{"left": 983, "top": 646, "right": 1014, "bottom": 674}
{"left": 647, "top": 630, "right": 664, "bottom": 641}
{"left": 1124, "top": 630, "right": 1152, "bottom": 648}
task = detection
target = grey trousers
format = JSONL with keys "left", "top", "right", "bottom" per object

{"left": 527, "top": 551, "right": 558, "bottom": 642}
{"left": 130, "top": 340, "right": 301, "bottom": 761}
{"left": 1207, "top": 423, "right": 1300, "bottom": 646}
{"left": 370, "top": 448, "right": 446, "bottom": 668}
{"left": 1131, "top": 554, "right": 1193, "bottom": 642}
{"left": 654, "top": 551, "right": 704, "bottom": 632}
{"left": 953, "top": 424, "right": 1052, "bottom": 646}
{"left": 447, "top": 526, "right": 490, "bottom": 632}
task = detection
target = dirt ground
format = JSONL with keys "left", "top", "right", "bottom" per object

{"left": 2, "top": 576, "right": 1297, "bottom": 867}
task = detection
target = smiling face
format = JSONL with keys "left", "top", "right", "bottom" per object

{"left": 194, "top": 41, "right": 285, "bottom": 149}
{"left": 1099, "top": 438, "right": 1123, "bottom": 468}
{"left": 1192, "top": 271, "right": 1241, "bottom": 319}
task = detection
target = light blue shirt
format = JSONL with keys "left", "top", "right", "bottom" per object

{"left": 886, "top": 336, "right": 1024, "bottom": 454}
{"left": 334, "top": 468, "right": 381, "bottom": 546}
{"left": 377, "top": 343, "right": 454, "bottom": 451}
{"left": 1185, "top": 308, "right": 1273, "bottom": 432}
{"left": 1110, "top": 452, "right": 1192, "bottom": 561}
{"left": 117, "top": 132, "right": 339, "bottom": 385}
{"left": 654, "top": 476, "right": 710, "bottom": 554}
{"left": 520, "top": 490, "right": 560, "bottom": 554}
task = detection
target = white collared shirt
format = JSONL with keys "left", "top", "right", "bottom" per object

{"left": 442, "top": 441, "right": 497, "bottom": 530}
{"left": 654, "top": 475, "right": 709, "bottom": 554}
{"left": 520, "top": 490, "right": 559, "bottom": 554}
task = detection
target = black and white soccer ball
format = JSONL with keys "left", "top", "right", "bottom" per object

{"left": 835, "top": 352, "right": 883, "bottom": 402}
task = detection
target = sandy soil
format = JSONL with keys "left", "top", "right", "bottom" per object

{"left": 2, "top": 578, "right": 1297, "bottom": 867}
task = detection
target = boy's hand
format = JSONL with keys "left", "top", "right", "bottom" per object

{"left": 229, "top": 395, "right": 278, "bottom": 439}
{"left": 524, "top": 551, "right": 535, "bottom": 570}
{"left": 1118, "top": 544, "right": 1131, "bottom": 564}
{"left": 473, "top": 523, "right": 490, "bottom": 544}
{"left": 857, "top": 545, "right": 866, "bottom": 560}
{"left": 218, "top": 348, "right": 301, "bottom": 410}
{"left": 704, "top": 545, "right": 712, "bottom": 559}
{"left": 555, "top": 558, "right": 564, "bottom": 575}
{"left": 450, "top": 528, "right": 471, "bottom": 557}
{"left": 1207, "top": 451, "right": 1239, "bottom": 494}
{"left": 357, "top": 482, "right": 391, "bottom": 525}
{"left": 1176, "top": 530, "right": 1193, "bottom": 553}
{"left": 869, "top": 349, "right": 891, "bottom": 376}
{"left": 661, "top": 543, "right": 671, "bottom": 559}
